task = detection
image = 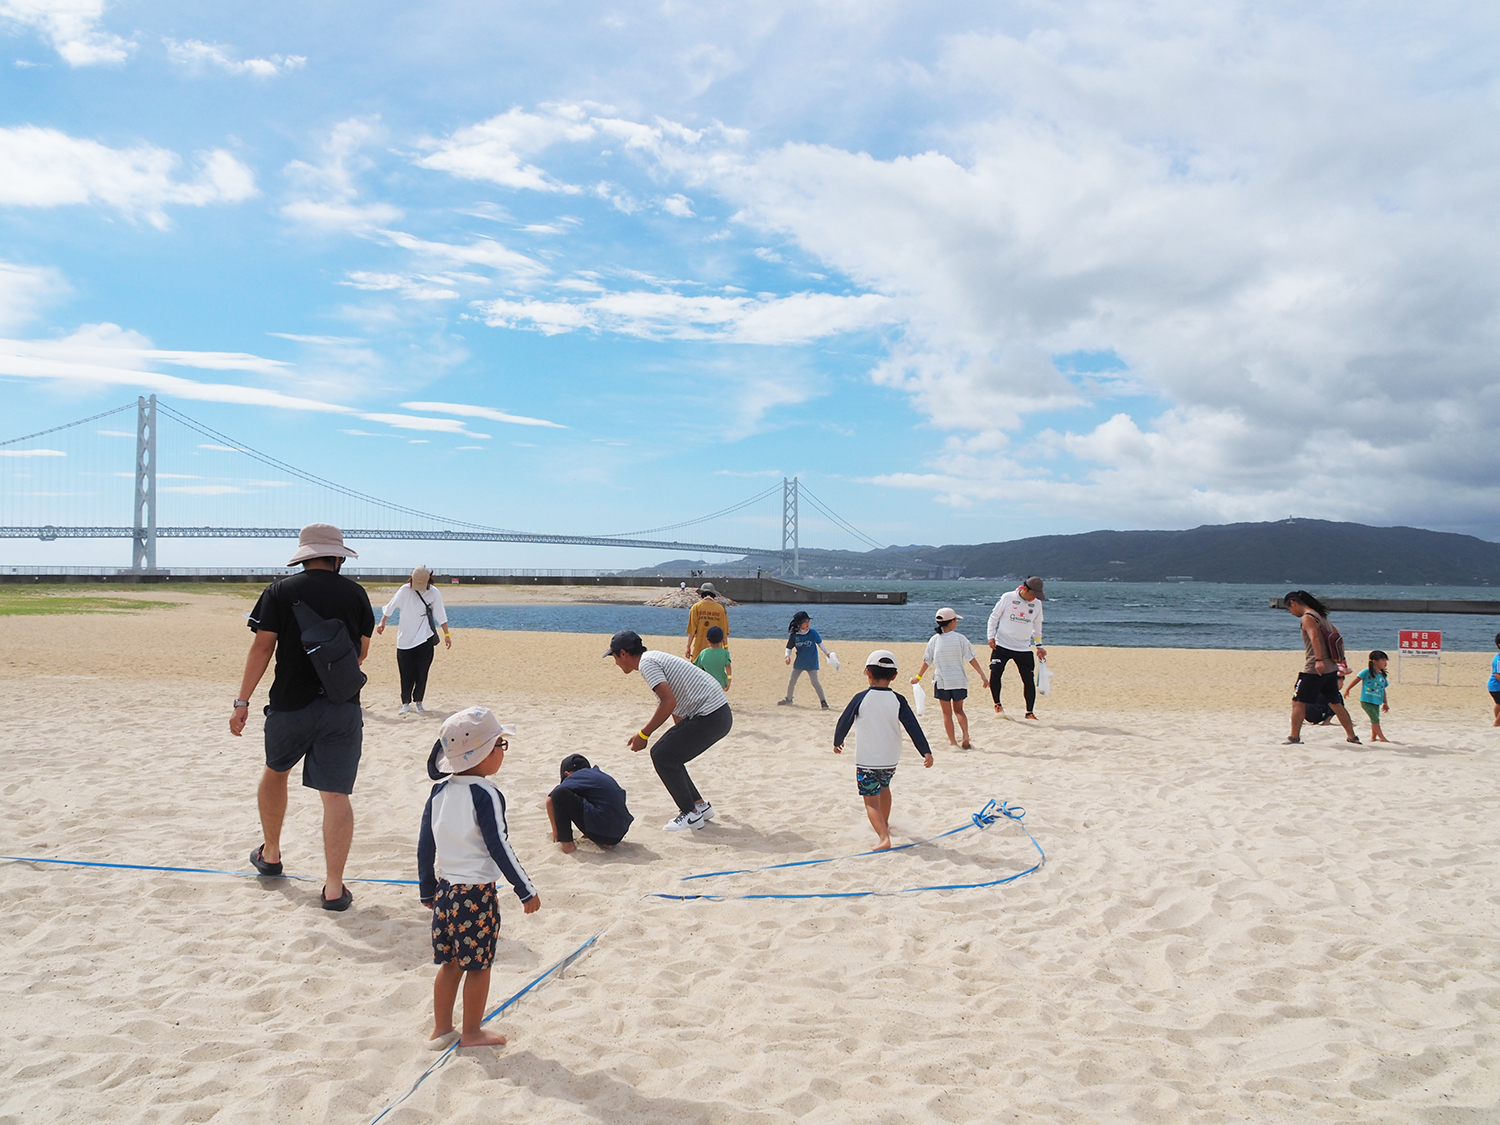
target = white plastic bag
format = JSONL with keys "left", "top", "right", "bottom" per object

{"left": 911, "top": 682, "right": 926, "bottom": 715}
{"left": 1035, "top": 658, "right": 1052, "bottom": 696}
{"left": 827, "top": 651, "right": 841, "bottom": 672}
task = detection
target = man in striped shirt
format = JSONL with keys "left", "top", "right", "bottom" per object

{"left": 606, "top": 629, "right": 733, "bottom": 832}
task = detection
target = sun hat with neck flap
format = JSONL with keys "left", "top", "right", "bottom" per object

{"left": 287, "top": 523, "right": 359, "bottom": 566}
{"left": 426, "top": 706, "right": 516, "bottom": 778}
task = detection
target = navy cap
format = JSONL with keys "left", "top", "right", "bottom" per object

{"left": 560, "top": 753, "right": 591, "bottom": 781}
{"left": 604, "top": 628, "right": 645, "bottom": 657}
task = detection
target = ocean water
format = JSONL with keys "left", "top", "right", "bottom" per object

{"left": 442, "top": 580, "right": 1500, "bottom": 652}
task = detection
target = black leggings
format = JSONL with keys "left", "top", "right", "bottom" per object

{"left": 651, "top": 704, "right": 733, "bottom": 814}
{"left": 396, "top": 641, "right": 435, "bottom": 704}
{"left": 548, "top": 785, "right": 624, "bottom": 847}
{"left": 989, "top": 648, "right": 1036, "bottom": 712}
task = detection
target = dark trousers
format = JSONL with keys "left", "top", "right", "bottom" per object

{"left": 396, "top": 641, "right": 435, "bottom": 704}
{"left": 651, "top": 704, "right": 733, "bottom": 814}
{"left": 990, "top": 647, "right": 1036, "bottom": 712}
{"left": 548, "top": 785, "right": 625, "bottom": 847}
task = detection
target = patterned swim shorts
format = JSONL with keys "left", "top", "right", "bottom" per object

{"left": 431, "top": 880, "right": 498, "bottom": 969}
{"left": 856, "top": 766, "right": 896, "bottom": 796}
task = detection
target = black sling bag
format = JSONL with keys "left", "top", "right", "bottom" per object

{"left": 291, "top": 599, "right": 368, "bottom": 702}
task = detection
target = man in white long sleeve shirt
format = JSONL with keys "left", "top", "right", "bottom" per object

{"left": 986, "top": 576, "right": 1048, "bottom": 719}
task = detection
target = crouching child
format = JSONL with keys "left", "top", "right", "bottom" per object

{"left": 418, "top": 706, "right": 541, "bottom": 1049}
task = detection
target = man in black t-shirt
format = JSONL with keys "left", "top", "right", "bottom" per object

{"left": 230, "top": 524, "right": 375, "bottom": 911}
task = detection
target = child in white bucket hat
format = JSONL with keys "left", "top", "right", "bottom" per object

{"left": 417, "top": 707, "right": 541, "bottom": 1049}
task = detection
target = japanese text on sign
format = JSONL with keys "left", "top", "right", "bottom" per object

{"left": 1398, "top": 630, "right": 1443, "bottom": 651}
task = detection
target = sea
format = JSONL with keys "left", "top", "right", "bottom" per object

{"left": 443, "top": 580, "right": 1500, "bottom": 652}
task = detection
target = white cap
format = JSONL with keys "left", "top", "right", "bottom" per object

{"left": 435, "top": 707, "right": 514, "bottom": 774}
{"left": 865, "top": 649, "right": 898, "bottom": 671}
{"left": 935, "top": 607, "right": 962, "bottom": 622}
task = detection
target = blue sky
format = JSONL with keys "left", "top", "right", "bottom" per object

{"left": 2, "top": 2, "right": 1497, "bottom": 569}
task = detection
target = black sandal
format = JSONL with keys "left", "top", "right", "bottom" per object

{"left": 321, "top": 885, "right": 353, "bottom": 912}
{"left": 249, "top": 845, "right": 283, "bottom": 877}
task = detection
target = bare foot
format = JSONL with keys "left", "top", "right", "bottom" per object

{"left": 459, "top": 1029, "right": 507, "bottom": 1048}
{"left": 429, "top": 1026, "right": 456, "bottom": 1043}
{"left": 948, "top": 738, "right": 959, "bottom": 747}
{"left": 961, "top": 740, "right": 972, "bottom": 749}
{"left": 557, "top": 841, "right": 576, "bottom": 854}
{"left": 1024, "top": 713, "right": 1038, "bottom": 720}
{"left": 871, "top": 839, "right": 892, "bottom": 852}
{"left": 994, "top": 704, "right": 1003, "bottom": 713}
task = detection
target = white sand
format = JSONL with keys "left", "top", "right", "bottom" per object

{"left": 2, "top": 595, "right": 1498, "bottom": 1122}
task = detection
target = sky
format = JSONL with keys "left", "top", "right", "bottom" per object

{"left": 1, "top": 1, "right": 1497, "bottom": 570}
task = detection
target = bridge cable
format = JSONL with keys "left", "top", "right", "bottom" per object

{"left": 604, "top": 482, "right": 782, "bottom": 538}
{"left": 0, "top": 402, "right": 137, "bottom": 448}
{"left": 797, "top": 483, "right": 887, "bottom": 551}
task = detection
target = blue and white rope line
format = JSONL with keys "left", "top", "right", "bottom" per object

{"left": 3, "top": 799, "right": 1043, "bottom": 1123}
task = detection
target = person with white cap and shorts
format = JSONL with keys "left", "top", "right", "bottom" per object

{"left": 986, "top": 576, "right": 1048, "bottom": 720}
{"left": 607, "top": 628, "right": 732, "bottom": 832}
{"left": 418, "top": 706, "right": 540, "bottom": 1049}
{"left": 231, "top": 523, "right": 374, "bottom": 911}
{"left": 910, "top": 607, "right": 989, "bottom": 749}
{"left": 833, "top": 650, "right": 933, "bottom": 850}
{"left": 376, "top": 565, "right": 452, "bottom": 714}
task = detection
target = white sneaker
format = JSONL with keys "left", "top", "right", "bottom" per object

{"left": 663, "top": 812, "right": 695, "bottom": 832}
{"left": 399, "top": 704, "right": 410, "bottom": 715}
{"left": 414, "top": 702, "right": 426, "bottom": 713}
{"left": 694, "top": 803, "right": 715, "bottom": 823}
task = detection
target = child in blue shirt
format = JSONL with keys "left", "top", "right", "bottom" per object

{"left": 1488, "top": 632, "right": 1500, "bottom": 727}
{"left": 780, "top": 610, "right": 833, "bottom": 709}
{"left": 1343, "top": 650, "right": 1391, "bottom": 743}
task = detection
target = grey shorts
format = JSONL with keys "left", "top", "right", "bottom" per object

{"left": 264, "top": 698, "right": 363, "bottom": 794}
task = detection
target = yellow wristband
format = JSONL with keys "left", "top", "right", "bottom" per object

{"left": 638, "top": 730, "right": 649, "bottom": 741}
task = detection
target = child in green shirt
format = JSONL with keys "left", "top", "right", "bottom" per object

{"left": 693, "top": 625, "right": 732, "bottom": 691}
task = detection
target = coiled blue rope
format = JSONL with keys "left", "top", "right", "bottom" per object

{"left": 0, "top": 854, "right": 418, "bottom": 885}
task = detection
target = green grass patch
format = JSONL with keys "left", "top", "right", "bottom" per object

{"left": 0, "top": 588, "right": 181, "bottom": 616}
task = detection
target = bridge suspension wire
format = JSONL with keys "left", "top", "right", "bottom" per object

{"left": 0, "top": 402, "right": 136, "bottom": 448}
{"left": 154, "top": 402, "right": 515, "bottom": 535}
{"left": 604, "top": 482, "right": 783, "bottom": 538}
{"left": 798, "top": 483, "right": 887, "bottom": 551}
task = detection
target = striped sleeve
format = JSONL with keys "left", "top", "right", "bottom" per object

{"left": 471, "top": 785, "right": 537, "bottom": 902}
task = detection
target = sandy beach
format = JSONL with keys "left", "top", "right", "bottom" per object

{"left": 2, "top": 589, "right": 1497, "bottom": 1123}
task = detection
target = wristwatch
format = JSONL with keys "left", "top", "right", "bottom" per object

{"left": 233, "top": 699, "right": 250, "bottom": 708}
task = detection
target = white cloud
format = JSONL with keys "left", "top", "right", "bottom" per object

{"left": 0, "top": 448, "right": 65, "bottom": 457}
{"left": 414, "top": 106, "right": 593, "bottom": 192}
{"left": 0, "top": 0, "right": 131, "bottom": 65}
{"left": 400, "top": 400, "right": 565, "bottom": 429}
{"left": 164, "top": 38, "right": 305, "bottom": 77}
{"left": 341, "top": 271, "right": 461, "bottom": 301}
{"left": 0, "top": 126, "right": 256, "bottom": 227}
{"left": 282, "top": 118, "right": 402, "bottom": 232}
{"left": 0, "top": 260, "right": 68, "bottom": 332}
{"left": 356, "top": 412, "right": 488, "bottom": 437}
{"left": 377, "top": 230, "right": 547, "bottom": 284}
{"left": 474, "top": 289, "right": 891, "bottom": 344}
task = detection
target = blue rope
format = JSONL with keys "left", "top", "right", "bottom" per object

{"left": 0, "top": 854, "right": 419, "bottom": 885}
{"left": 369, "top": 928, "right": 606, "bottom": 1124}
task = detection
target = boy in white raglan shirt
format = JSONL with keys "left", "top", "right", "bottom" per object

{"left": 418, "top": 707, "right": 541, "bottom": 1050}
{"left": 986, "top": 576, "right": 1048, "bottom": 719}
{"left": 833, "top": 650, "right": 933, "bottom": 850}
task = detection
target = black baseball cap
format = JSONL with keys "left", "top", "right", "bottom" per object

{"left": 560, "top": 753, "right": 591, "bottom": 780}
{"left": 604, "top": 628, "right": 645, "bottom": 657}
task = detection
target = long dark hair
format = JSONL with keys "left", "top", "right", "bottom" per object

{"left": 1368, "top": 650, "right": 1388, "bottom": 677}
{"left": 1284, "top": 590, "right": 1330, "bottom": 617}
{"left": 787, "top": 610, "right": 810, "bottom": 645}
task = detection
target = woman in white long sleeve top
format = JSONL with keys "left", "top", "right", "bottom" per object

{"left": 377, "top": 565, "right": 451, "bottom": 714}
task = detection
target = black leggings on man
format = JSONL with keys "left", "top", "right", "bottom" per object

{"left": 547, "top": 785, "right": 625, "bottom": 847}
{"left": 651, "top": 704, "right": 733, "bottom": 814}
{"left": 990, "top": 647, "right": 1036, "bottom": 712}
{"left": 396, "top": 640, "right": 435, "bottom": 704}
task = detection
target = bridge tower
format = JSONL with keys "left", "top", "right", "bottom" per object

{"left": 132, "top": 395, "right": 157, "bottom": 572}
{"left": 781, "top": 476, "right": 799, "bottom": 577}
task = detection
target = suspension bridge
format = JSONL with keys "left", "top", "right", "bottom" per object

{"left": 0, "top": 396, "right": 888, "bottom": 575}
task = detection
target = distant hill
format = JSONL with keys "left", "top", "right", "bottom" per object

{"left": 741, "top": 520, "right": 1500, "bottom": 585}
